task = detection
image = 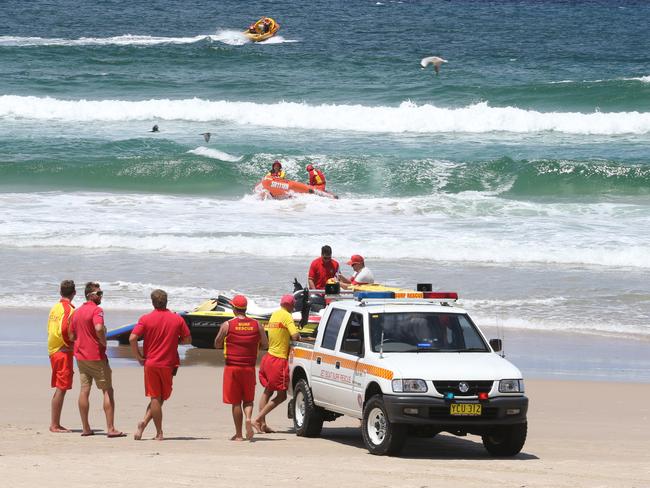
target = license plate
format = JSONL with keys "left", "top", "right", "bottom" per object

{"left": 450, "top": 403, "right": 482, "bottom": 416}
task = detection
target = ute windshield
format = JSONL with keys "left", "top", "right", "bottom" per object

{"left": 369, "top": 312, "right": 488, "bottom": 353}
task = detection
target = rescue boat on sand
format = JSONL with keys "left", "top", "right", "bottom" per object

{"left": 243, "top": 17, "right": 280, "bottom": 42}
{"left": 254, "top": 175, "right": 338, "bottom": 200}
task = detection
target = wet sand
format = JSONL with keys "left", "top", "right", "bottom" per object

{"left": 0, "top": 365, "right": 649, "bottom": 488}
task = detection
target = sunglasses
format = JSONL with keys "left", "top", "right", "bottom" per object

{"left": 90, "top": 291, "right": 104, "bottom": 297}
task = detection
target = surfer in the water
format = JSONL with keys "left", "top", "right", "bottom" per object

{"left": 150, "top": 124, "right": 159, "bottom": 132}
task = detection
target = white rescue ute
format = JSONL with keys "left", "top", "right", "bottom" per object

{"left": 288, "top": 292, "right": 528, "bottom": 456}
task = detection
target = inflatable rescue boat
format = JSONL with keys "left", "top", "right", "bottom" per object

{"left": 254, "top": 175, "right": 338, "bottom": 200}
{"left": 244, "top": 17, "right": 280, "bottom": 42}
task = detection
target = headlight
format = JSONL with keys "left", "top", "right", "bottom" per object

{"left": 499, "top": 379, "right": 524, "bottom": 393}
{"left": 392, "top": 379, "right": 428, "bottom": 393}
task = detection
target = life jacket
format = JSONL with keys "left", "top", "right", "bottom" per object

{"left": 224, "top": 317, "right": 260, "bottom": 367}
{"left": 268, "top": 170, "right": 286, "bottom": 179}
{"left": 309, "top": 168, "right": 326, "bottom": 187}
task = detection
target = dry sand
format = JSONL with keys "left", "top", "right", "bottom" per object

{"left": 1, "top": 365, "right": 649, "bottom": 488}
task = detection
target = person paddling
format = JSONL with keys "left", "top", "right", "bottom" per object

{"left": 306, "top": 164, "right": 326, "bottom": 190}
{"left": 267, "top": 160, "right": 286, "bottom": 179}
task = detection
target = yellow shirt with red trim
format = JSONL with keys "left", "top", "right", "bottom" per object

{"left": 265, "top": 308, "right": 299, "bottom": 359}
{"left": 47, "top": 298, "right": 75, "bottom": 356}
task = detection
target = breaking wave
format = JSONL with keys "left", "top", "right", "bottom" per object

{"left": 2, "top": 95, "right": 650, "bottom": 135}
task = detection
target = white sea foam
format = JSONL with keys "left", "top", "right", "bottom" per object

{"left": 0, "top": 31, "right": 297, "bottom": 47}
{"left": 187, "top": 146, "right": 242, "bottom": 162}
{"left": 548, "top": 75, "right": 650, "bottom": 84}
{"left": 0, "top": 34, "right": 212, "bottom": 46}
{"left": 472, "top": 314, "right": 650, "bottom": 338}
{"left": 257, "top": 35, "right": 298, "bottom": 44}
{"left": 1, "top": 191, "right": 649, "bottom": 269}
{"left": 2, "top": 95, "right": 649, "bottom": 135}
{"left": 627, "top": 75, "right": 650, "bottom": 83}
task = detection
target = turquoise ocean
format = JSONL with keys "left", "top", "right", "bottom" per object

{"left": 1, "top": 1, "right": 649, "bottom": 374}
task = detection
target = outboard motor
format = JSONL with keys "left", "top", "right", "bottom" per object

{"left": 296, "top": 288, "right": 311, "bottom": 327}
{"left": 293, "top": 278, "right": 303, "bottom": 293}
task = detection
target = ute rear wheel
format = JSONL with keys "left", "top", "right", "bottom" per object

{"left": 293, "top": 379, "right": 323, "bottom": 437}
{"left": 361, "top": 395, "right": 407, "bottom": 456}
{"left": 482, "top": 422, "right": 527, "bottom": 456}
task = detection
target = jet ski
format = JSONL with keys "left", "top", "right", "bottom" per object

{"left": 244, "top": 17, "right": 280, "bottom": 42}
{"left": 107, "top": 281, "right": 324, "bottom": 348}
{"left": 254, "top": 175, "right": 338, "bottom": 200}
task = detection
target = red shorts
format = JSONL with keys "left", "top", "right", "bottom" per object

{"left": 259, "top": 354, "right": 289, "bottom": 391}
{"left": 223, "top": 365, "right": 256, "bottom": 404}
{"left": 144, "top": 366, "right": 174, "bottom": 400}
{"left": 50, "top": 350, "right": 73, "bottom": 390}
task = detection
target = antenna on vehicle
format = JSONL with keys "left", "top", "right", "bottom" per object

{"left": 379, "top": 329, "right": 385, "bottom": 359}
{"left": 497, "top": 313, "right": 505, "bottom": 358}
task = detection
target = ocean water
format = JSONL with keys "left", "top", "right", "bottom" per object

{"left": 1, "top": 0, "right": 649, "bottom": 342}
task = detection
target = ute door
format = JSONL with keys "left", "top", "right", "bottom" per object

{"left": 337, "top": 312, "right": 366, "bottom": 415}
{"left": 310, "top": 308, "right": 348, "bottom": 410}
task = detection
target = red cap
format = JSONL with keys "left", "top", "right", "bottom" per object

{"left": 231, "top": 294, "right": 247, "bottom": 310}
{"left": 306, "top": 164, "right": 314, "bottom": 171}
{"left": 347, "top": 254, "right": 364, "bottom": 265}
{"left": 280, "top": 294, "right": 295, "bottom": 307}
{"left": 273, "top": 160, "right": 282, "bottom": 168}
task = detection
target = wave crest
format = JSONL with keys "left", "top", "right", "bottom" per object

{"left": 2, "top": 96, "right": 650, "bottom": 135}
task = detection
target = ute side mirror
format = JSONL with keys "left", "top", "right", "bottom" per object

{"left": 489, "top": 338, "right": 502, "bottom": 352}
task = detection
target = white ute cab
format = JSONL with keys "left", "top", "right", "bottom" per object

{"left": 288, "top": 292, "right": 528, "bottom": 456}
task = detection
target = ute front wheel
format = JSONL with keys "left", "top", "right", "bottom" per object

{"left": 361, "top": 395, "right": 407, "bottom": 456}
{"left": 482, "top": 422, "right": 527, "bottom": 457}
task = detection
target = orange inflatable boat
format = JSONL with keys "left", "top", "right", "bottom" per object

{"left": 254, "top": 175, "right": 338, "bottom": 200}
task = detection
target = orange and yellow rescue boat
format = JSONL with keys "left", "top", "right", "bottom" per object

{"left": 244, "top": 17, "right": 280, "bottom": 42}
{"left": 254, "top": 175, "right": 338, "bottom": 200}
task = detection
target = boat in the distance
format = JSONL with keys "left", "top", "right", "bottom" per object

{"left": 254, "top": 175, "right": 338, "bottom": 199}
{"left": 243, "top": 17, "right": 280, "bottom": 42}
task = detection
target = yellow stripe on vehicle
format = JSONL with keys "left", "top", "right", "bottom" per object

{"left": 292, "top": 347, "right": 393, "bottom": 380}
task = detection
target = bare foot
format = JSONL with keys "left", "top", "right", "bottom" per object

{"left": 107, "top": 430, "right": 125, "bottom": 438}
{"left": 49, "top": 425, "right": 71, "bottom": 433}
{"left": 245, "top": 420, "right": 254, "bottom": 440}
{"left": 262, "top": 425, "right": 276, "bottom": 433}
{"left": 154, "top": 432, "right": 164, "bottom": 441}
{"left": 230, "top": 435, "right": 244, "bottom": 441}
{"left": 80, "top": 430, "right": 94, "bottom": 437}
{"left": 252, "top": 420, "right": 263, "bottom": 434}
{"left": 134, "top": 421, "right": 146, "bottom": 440}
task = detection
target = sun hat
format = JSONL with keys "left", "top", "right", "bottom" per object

{"left": 306, "top": 164, "right": 314, "bottom": 171}
{"left": 347, "top": 254, "right": 364, "bottom": 265}
{"left": 231, "top": 294, "right": 248, "bottom": 310}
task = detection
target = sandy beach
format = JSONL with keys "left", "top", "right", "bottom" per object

{"left": 1, "top": 365, "right": 648, "bottom": 488}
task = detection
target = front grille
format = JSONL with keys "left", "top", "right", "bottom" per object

{"left": 432, "top": 380, "right": 494, "bottom": 396}
{"left": 428, "top": 406, "right": 499, "bottom": 420}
